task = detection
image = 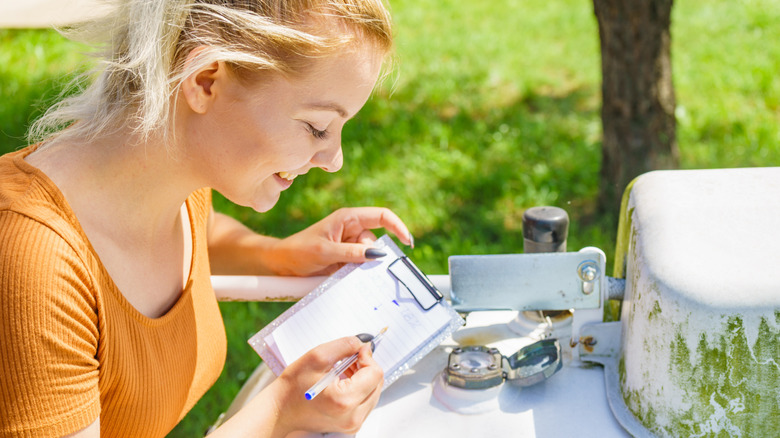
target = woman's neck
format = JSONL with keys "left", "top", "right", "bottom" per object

{"left": 26, "top": 128, "right": 200, "bottom": 247}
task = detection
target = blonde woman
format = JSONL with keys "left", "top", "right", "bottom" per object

{"left": 0, "top": 0, "right": 413, "bottom": 436}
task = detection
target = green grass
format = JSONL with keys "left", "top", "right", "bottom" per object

{"left": 1, "top": 0, "right": 778, "bottom": 435}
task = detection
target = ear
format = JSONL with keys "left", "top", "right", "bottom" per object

{"left": 180, "top": 46, "right": 225, "bottom": 115}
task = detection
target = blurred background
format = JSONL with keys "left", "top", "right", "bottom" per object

{"left": 1, "top": 0, "right": 778, "bottom": 435}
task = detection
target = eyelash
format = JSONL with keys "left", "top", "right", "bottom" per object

{"left": 306, "top": 123, "right": 328, "bottom": 140}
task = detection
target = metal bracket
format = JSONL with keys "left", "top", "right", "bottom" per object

{"left": 576, "top": 321, "right": 622, "bottom": 359}
{"left": 578, "top": 322, "right": 656, "bottom": 438}
{"left": 449, "top": 248, "right": 606, "bottom": 312}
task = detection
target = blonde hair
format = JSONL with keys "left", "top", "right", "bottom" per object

{"left": 30, "top": 0, "right": 393, "bottom": 145}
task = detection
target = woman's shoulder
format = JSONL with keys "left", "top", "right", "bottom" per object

{"left": 0, "top": 147, "right": 99, "bottom": 295}
{"left": 2, "top": 146, "right": 84, "bottom": 232}
{"left": 0, "top": 146, "right": 72, "bottom": 218}
{"left": 0, "top": 147, "right": 37, "bottom": 207}
{"left": 0, "top": 205, "right": 98, "bottom": 297}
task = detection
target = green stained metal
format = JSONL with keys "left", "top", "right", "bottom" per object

{"left": 617, "top": 170, "right": 780, "bottom": 437}
{"left": 607, "top": 179, "right": 639, "bottom": 322}
{"left": 620, "top": 213, "right": 779, "bottom": 436}
{"left": 669, "top": 331, "right": 691, "bottom": 376}
{"left": 625, "top": 315, "right": 780, "bottom": 437}
{"left": 613, "top": 178, "right": 639, "bottom": 280}
{"left": 648, "top": 300, "right": 662, "bottom": 321}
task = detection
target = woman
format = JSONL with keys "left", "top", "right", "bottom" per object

{"left": 0, "top": 0, "right": 412, "bottom": 436}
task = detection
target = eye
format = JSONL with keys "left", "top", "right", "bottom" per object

{"left": 305, "top": 123, "right": 329, "bottom": 140}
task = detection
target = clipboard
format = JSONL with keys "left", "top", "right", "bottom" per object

{"left": 248, "top": 235, "right": 464, "bottom": 388}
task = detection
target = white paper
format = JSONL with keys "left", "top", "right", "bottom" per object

{"left": 267, "top": 254, "right": 454, "bottom": 374}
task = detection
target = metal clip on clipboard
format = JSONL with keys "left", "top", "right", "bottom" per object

{"left": 388, "top": 256, "right": 444, "bottom": 310}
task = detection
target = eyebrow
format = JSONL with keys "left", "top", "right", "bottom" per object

{"left": 305, "top": 101, "right": 349, "bottom": 118}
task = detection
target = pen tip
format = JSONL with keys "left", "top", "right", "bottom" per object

{"left": 380, "top": 326, "right": 388, "bottom": 334}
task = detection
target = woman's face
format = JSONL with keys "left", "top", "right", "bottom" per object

{"left": 183, "top": 44, "right": 384, "bottom": 212}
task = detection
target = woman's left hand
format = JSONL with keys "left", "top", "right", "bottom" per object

{"left": 266, "top": 207, "right": 413, "bottom": 276}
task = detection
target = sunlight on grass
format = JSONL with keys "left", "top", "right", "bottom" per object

{"left": 0, "top": 29, "right": 90, "bottom": 150}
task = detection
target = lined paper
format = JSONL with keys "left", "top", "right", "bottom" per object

{"left": 266, "top": 253, "right": 455, "bottom": 375}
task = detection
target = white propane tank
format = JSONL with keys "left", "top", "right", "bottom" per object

{"left": 613, "top": 168, "right": 780, "bottom": 437}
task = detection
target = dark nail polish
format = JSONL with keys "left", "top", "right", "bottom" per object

{"left": 356, "top": 333, "right": 373, "bottom": 342}
{"left": 356, "top": 333, "right": 377, "bottom": 352}
{"left": 364, "top": 248, "right": 387, "bottom": 259}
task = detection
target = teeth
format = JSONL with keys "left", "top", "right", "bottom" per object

{"left": 278, "top": 171, "right": 297, "bottom": 181}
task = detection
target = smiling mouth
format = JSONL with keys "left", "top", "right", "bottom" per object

{"left": 278, "top": 171, "right": 297, "bottom": 182}
{"left": 275, "top": 171, "right": 298, "bottom": 189}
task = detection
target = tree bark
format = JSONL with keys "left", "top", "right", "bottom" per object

{"left": 594, "top": 0, "right": 679, "bottom": 213}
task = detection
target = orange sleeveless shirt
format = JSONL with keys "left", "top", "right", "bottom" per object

{"left": 0, "top": 147, "right": 227, "bottom": 437}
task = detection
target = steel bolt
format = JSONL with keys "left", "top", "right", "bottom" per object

{"left": 578, "top": 261, "right": 600, "bottom": 295}
{"left": 581, "top": 265, "right": 597, "bottom": 281}
{"left": 451, "top": 363, "right": 460, "bottom": 370}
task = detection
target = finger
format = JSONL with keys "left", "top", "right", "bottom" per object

{"left": 340, "top": 378, "right": 382, "bottom": 435}
{"left": 356, "top": 342, "right": 375, "bottom": 364}
{"left": 356, "top": 230, "right": 377, "bottom": 245}
{"left": 307, "top": 262, "right": 345, "bottom": 277}
{"left": 343, "top": 344, "right": 371, "bottom": 378}
{"left": 303, "top": 336, "right": 364, "bottom": 372}
{"left": 342, "top": 207, "right": 413, "bottom": 247}
{"left": 349, "top": 364, "right": 384, "bottom": 431}
{"left": 334, "top": 354, "right": 383, "bottom": 400}
{"left": 357, "top": 372, "right": 383, "bottom": 407}
{"left": 319, "top": 241, "right": 386, "bottom": 264}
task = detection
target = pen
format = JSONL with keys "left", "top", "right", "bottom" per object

{"left": 304, "top": 326, "right": 388, "bottom": 400}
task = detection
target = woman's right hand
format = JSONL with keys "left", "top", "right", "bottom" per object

{"left": 209, "top": 336, "right": 384, "bottom": 438}
{"left": 269, "top": 336, "right": 384, "bottom": 435}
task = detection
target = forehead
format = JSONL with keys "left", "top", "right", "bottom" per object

{"left": 259, "top": 43, "right": 385, "bottom": 117}
{"left": 304, "top": 43, "right": 384, "bottom": 86}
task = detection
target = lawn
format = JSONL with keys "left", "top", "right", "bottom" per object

{"left": 1, "top": 0, "right": 778, "bottom": 436}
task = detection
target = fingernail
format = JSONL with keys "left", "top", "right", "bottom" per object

{"left": 364, "top": 248, "right": 387, "bottom": 259}
{"left": 356, "top": 333, "right": 378, "bottom": 353}
{"left": 356, "top": 333, "right": 373, "bottom": 343}
{"left": 409, "top": 233, "right": 415, "bottom": 249}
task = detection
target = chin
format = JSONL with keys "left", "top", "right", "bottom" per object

{"left": 218, "top": 189, "right": 280, "bottom": 213}
{"left": 248, "top": 193, "right": 282, "bottom": 213}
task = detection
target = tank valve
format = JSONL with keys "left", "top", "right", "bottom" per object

{"left": 434, "top": 339, "right": 563, "bottom": 414}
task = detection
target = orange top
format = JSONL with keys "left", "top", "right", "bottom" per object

{"left": 0, "top": 147, "right": 227, "bottom": 437}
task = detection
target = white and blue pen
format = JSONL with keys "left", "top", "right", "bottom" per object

{"left": 304, "top": 326, "right": 388, "bottom": 401}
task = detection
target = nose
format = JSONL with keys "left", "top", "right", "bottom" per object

{"left": 311, "top": 138, "right": 343, "bottom": 173}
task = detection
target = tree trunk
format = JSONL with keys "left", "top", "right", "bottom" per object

{"left": 594, "top": 0, "right": 679, "bottom": 213}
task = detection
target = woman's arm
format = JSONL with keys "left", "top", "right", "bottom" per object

{"left": 207, "top": 207, "right": 413, "bottom": 278}
{"left": 207, "top": 210, "right": 284, "bottom": 276}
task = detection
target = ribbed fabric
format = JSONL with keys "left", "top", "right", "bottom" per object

{"left": 0, "top": 146, "right": 227, "bottom": 437}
